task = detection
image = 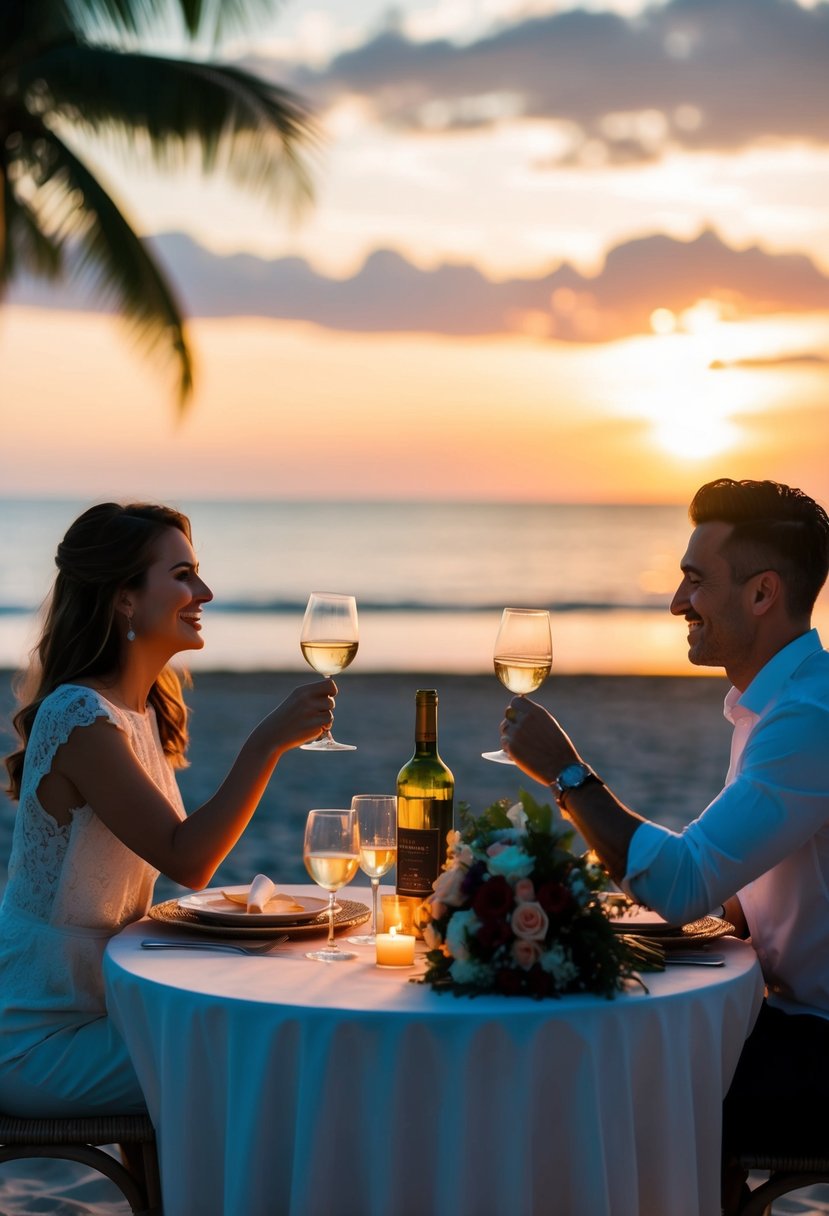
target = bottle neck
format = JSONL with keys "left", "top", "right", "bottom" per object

{"left": 414, "top": 695, "right": 438, "bottom": 755}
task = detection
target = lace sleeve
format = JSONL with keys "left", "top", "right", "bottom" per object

{"left": 23, "top": 685, "right": 126, "bottom": 796}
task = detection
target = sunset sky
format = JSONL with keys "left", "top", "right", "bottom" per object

{"left": 2, "top": 0, "right": 829, "bottom": 504}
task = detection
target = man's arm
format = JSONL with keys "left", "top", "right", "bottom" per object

{"left": 500, "top": 695, "right": 647, "bottom": 883}
{"left": 503, "top": 697, "right": 754, "bottom": 927}
{"left": 723, "top": 895, "right": 749, "bottom": 937}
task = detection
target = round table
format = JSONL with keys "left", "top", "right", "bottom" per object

{"left": 104, "top": 885, "right": 764, "bottom": 1216}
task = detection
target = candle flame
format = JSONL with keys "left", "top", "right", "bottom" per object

{"left": 390, "top": 925, "right": 401, "bottom": 937}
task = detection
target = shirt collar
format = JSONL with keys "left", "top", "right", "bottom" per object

{"left": 724, "top": 628, "right": 823, "bottom": 723}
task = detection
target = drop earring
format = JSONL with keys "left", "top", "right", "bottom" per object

{"left": 126, "top": 612, "right": 136, "bottom": 643}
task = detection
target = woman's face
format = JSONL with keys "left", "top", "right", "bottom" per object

{"left": 125, "top": 526, "right": 213, "bottom": 658}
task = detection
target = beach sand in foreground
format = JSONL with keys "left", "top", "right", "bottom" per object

{"left": 0, "top": 672, "right": 827, "bottom": 1214}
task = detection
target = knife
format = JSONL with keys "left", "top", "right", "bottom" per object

{"left": 664, "top": 952, "right": 725, "bottom": 966}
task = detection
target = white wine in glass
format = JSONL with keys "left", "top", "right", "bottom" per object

{"left": 482, "top": 607, "right": 552, "bottom": 764}
{"left": 303, "top": 809, "right": 360, "bottom": 961}
{"left": 347, "top": 795, "right": 397, "bottom": 946}
{"left": 299, "top": 592, "right": 359, "bottom": 752}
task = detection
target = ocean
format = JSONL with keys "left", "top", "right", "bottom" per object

{"left": 1, "top": 496, "right": 796, "bottom": 677}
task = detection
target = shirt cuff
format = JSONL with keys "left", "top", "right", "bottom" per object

{"left": 619, "top": 821, "right": 672, "bottom": 900}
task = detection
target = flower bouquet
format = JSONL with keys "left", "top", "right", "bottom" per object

{"left": 418, "top": 790, "right": 663, "bottom": 999}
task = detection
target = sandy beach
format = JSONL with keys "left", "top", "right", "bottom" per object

{"left": 1, "top": 670, "right": 827, "bottom": 1214}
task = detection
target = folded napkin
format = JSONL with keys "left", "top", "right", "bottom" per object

{"left": 221, "top": 875, "right": 304, "bottom": 915}
{"left": 247, "top": 873, "right": 277, "bottom": 913}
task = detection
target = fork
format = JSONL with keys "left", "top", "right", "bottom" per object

{"left": 141, "top": 935, "right": 289, "bottom": 956}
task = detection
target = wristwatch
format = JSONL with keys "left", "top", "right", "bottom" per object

{"left": 551, "top": 762, "right": 603, "bottom": 807}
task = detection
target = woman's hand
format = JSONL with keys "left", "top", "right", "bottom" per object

{"left": 500, "top": 696, "right": 580, "bottom": 787}
{"left": 264, "top": 678, "right": 339, "bottom": 757}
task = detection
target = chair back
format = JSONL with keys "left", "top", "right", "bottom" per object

{"left": 737, "top": 1152, "right": 829, "bottom": 1216}
{"left": 0, "top": 1110, "right": 160, "bottom": 1215}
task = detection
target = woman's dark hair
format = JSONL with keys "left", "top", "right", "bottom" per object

{"left": 5, "top": 502, "right": 193, "bottom": 799}
{"left": 690, "top": 478, "right": 829, "bottom": 616}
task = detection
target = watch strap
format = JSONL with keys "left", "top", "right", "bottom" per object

{"left": 551, "top": 764, "right": 603, "bottom": 807}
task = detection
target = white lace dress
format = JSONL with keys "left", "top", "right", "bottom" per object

{"left": 0, "top": 684, "right": 185, "bottom": 1115}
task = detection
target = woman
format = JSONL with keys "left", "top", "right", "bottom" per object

{"left": 0, "top": 502, "right": 336, "bottom": 1116}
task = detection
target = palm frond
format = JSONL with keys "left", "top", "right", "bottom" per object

{"left": 63, "top": 0, "right": 285, "bottom": 43}
{"left": 9, "top": 116, "right": 193, "bottom": 406}
{"left": 20, "top": 42, "right": 318, "bottom": 210}
{"left": 2, "top": 175, "right": 64, "bottom": 281}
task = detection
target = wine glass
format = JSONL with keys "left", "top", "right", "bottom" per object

{"left": 299, "top": 592, "right": 359, "bottom": 751}
{"left": 482, "top": 607, "right": 552, "bottom": 764}
{"left": 303, "top": 808, "right": 360, "bottom": 961}
{"left": 347, "top": 795, "right": 397, "bottom": 946}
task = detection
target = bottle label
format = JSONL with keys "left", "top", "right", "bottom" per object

{"left": 396, "top": 827, "right": 441, "bottom": 897}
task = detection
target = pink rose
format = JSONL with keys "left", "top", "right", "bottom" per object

{"left": 432, "top": 865, "right": 466, "bottom": 907}
{"left": 514, "top": 878, "right": 536, "bottom": 903}
{"left": 510, "top": 901, "right": 549, "bottom": 941}
{"left": 512, "top": 938, "right": 542, "bottom": 970}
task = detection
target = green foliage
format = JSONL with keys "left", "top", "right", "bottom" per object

{"left": 418, "top": 790, "right": 663, "bottom": 1000}
{"left": 0, "top": 0, "right": 315, "bottom": 410}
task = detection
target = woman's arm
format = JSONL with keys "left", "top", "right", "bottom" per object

{"left": 55, "top": 679, "right": 337, "bottom": 888}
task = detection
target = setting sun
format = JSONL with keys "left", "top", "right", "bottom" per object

{"left": 652, "top": 415, "right": 741, "bottom": 459}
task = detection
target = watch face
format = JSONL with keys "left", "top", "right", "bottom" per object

{"left": 558, "top": 763, "right": 590, "bottom": 790}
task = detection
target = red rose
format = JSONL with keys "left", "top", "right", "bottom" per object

{"left": 476, "top": 918, "right": 513, "bottom": 952}
{"left": 472, "top": 875, "right": 515, "bottom": 921}
{"left": 495, "top": 967, "right": 524, "bottom": 996}
{"left": 527, "top": 965, "right": 556, "bottom": 998}
{"left": 537, "top": 881, "right": 573, "bottom": 917}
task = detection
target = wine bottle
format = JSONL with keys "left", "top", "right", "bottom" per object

{"left": 396, "top": 689, "right": 454, "bottom": 900}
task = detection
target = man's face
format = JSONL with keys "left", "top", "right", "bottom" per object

{"left": 670, "top": 521, "right": 756, "bottom": 675}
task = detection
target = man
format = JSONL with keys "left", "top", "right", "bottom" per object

{"left": 499, "top": 478, "right": 829, "bottom": 1214}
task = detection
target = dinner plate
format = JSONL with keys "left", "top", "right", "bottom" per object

{"left": 607, "top": 905, "right": 682, "bottom": 935}
{"left": 178, "top": 888, "right": 330, "bottom": 927}
{"left": 149, "top": 898, "right": 371, "bottom": 939}
{"left": 614, "top": 916, "right": 735, "bottom": 949}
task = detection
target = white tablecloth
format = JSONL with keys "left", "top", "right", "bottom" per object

{"left": 104, "top": 885, "right": 764, "bottom": 1216}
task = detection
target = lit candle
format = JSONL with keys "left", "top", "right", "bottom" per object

{"left": 376, "top": 925, "right": 415, "bottom": 967}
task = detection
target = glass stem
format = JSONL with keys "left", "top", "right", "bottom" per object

{"left": 320, "top": 675, "right": 332, "bottom": 743}
{"left": 327, "top": 892, "right": 337, "bottom": 950}
{"left": 370, "top": 878, "right": 379, "bottom": 936}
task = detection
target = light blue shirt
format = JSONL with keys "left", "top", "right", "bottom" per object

{"left": 624, "top": 628, "right": 829, "bottom": 1017}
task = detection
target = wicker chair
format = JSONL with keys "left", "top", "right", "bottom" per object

{"left": 737, "top": 1152, "right": 829, "bottom": 1216}
{"left": 0, "top": 1110, "right": 161, "bottom": 1214}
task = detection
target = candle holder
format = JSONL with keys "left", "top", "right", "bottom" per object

{"left": 375, "top": 927, "right": 415, "bottom": 967}
{"left": 380, "top": 894, "right": 424, "bottom": 939}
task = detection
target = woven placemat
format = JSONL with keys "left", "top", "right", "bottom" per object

{"left": 149, "top": 898, "right": 370, "bottom": 939}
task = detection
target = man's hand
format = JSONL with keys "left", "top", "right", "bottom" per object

{"left": 500, "top": 696, "right": 582, "bottom": 788}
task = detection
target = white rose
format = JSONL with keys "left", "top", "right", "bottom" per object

{"left": 486, "top": 844, "right": 534, "bottom": 881}
{"left": 540, "top": 944, "right": 579, "bottom": 988}
{"left": 423, "top": 922, "right": 443, "bottom": 950}
{"left": 446, "top": 829, "right": 463, "bottom": 854}
{"left": 445, "top": 910, "right": 480, "bottom": 962}
{"left": 449, "top": 957, "right": 494, "bottom": 986}
{"left": 455, "top": 843, "right": 475, "bottom": 866}
{"left": 506, "top": 802, "right": 529, "bottom": 832}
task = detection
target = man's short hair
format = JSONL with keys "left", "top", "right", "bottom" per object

{"left": 689, "top": 478, "right": 829, "bottom": 616}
